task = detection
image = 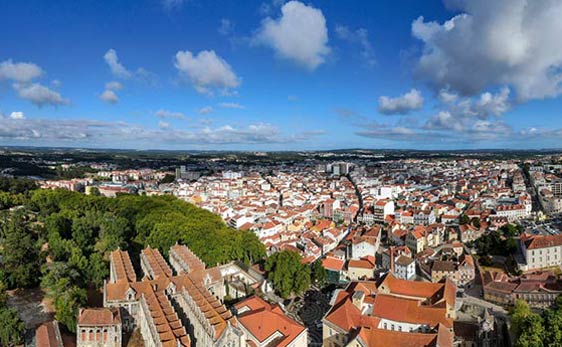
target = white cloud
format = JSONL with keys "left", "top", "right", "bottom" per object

{"left": 198, "top": 106, "right": 214, "bottom": 115}
{"left": 162, "top": 0, "right": 185, "bottom": 10}
{"left": 0, "top": 117, "right": 324, "bottom": 146}
{"left": 51, "top": 79, "right": 62, "bottom": 87}
{"left": 412, "top": 1, "right": 562, "bottom": 100}
{"left": 155, "top": 109, "right": 186, "bottom": 119}
{"left": 174, "top": 50, "right": 241, "bottom": 95}
{"left": 218, "top": 19, "right": 234, "bottom": 36}
{"left": 219, "top": 102, "right": 245, "bottom": 109}
{"left": 0, "top": 60, "right": 43, "bottom": 83}
{"left": 253, "top": 1, "right": 330, "bottom": 70}
{"left": 9, "top": 111, "right": 25, "bottom": 120}
{"left": 105, "top": 81, "right": 123, "bottom": 91}
{"left": 14, "top": 83, "right": 69, "bottom": 107}
{"left": 103, "top": 49, "right": 132, "bottom": 79}
{"left": 425, "top": 87, "right": 511, "bottom": 131}
{"left": 99, "top": 90, "right": 119, "bottom": 104}
{"left": 335, "top": 25, "right": 375, "bottom": 66}
{"left": 378, "top": 89, "right": 424, "bottom": 115}
{"left": 438, "top": 89, "right": 458, "bottom": 104}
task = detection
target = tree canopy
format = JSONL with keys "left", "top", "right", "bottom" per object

{"left": 265, "top": 250, "right": 311, "bottom": 298}
{"left": 0, "top": 187, "right": 266, "bottom": 331}
{"left": 511, "top": 298, "right": 562, "bottom": 347}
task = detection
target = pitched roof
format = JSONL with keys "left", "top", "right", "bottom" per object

{"left": 235, "top": 296, "right": 306, "bottom": 347}
{"left": 78, "top": 307, "right": 121, "bottom": 326}
{"left": 36, "top": 321, "right": 63, "bottom": 347}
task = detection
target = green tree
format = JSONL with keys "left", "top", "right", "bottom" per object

{"left": 460, "top": 214, "right": 470, "bottom": 225}
{"left": 0, "top": 307, "right": 25, "bottom": 347}
{"left": 54, "top": 285, "right": 87, "bottom": 333}
{"left": 87, "top": 253, "right": 109, "bottom": 289}
{"left": 511, "top": 299, "right": 533, "bottom": 337}
{"left": 265, "top": 250, "right": 311, "bottom": 298}
{"left": 515, "top": 313, "right": 544, "bottom": 347}
{"left": 311, "top": 260, "right": 327, "bottom": 286}
{"left": 543, "top": 308, "right": 562, "bottom": 346}
{"left": 1, "top": 211, "right": 41, "bottom": 288}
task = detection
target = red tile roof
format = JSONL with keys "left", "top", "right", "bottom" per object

{"left": 235, "top": 296, "right": 306, "bottom": 347}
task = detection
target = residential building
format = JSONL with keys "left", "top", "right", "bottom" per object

{"left": 520, "top": 233, "right": 562, "bottom": 271}
{"left": 234, "top": 296, "right": 308, "bottom": 347}
{"left": 76, "top": 308, "right": 122, "bottom": 347}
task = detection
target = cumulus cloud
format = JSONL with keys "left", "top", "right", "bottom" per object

{"left": 105, "top": 81, "right": 123, "bottom": 91}
{"left": 103, "top": 49, "right": 132, "bottom": 79}
{"left": 198, "top": 106, "right": 214, "bottom": 115}
{"left": 378, "top": 89, "right": 424, "bottom": 115}
{"left": 438, "top": 89, "right": 458, "bottom": 104}
{"left": 155, "top": 109, "right": 186, "bottom": 119}
{"left": 335, "top": 25, "right": 375, "bottom": 66}
{"left": 0, "top": 60, "right": 43, "bottom": 83}
{"left": 99, "top": 90, "right": 119, "bottom": 104}
{"left": 0, "top": 59, "right": 69, "bottom": 107}
{"left": 253, "top": 1, "right": 330, "bottom": 70}
{"left": 424, "top": 87, "right": 511, "bottom": 132}
{"left": 14, "top": 83, "right": 69, "bottom": 107}
{"left": 174, "top": 50, "right": 241, "bottom": 95}
{"left": 412, "top": 0, "right": 562, "bottom": 100}
{"left": 9, "top": 111, "right": 25, "bottom": 120}
{"left": 99, "top": 81, "right": 123, "bottom": 104}
{"left": 219, "top": 102, "right": 245, "bottom": 109}
{"left": 158, "top": 121, "right": 170, "bottom": 129}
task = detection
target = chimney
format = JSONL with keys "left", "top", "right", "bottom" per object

{"left": 352, "top": 290, "right": 365, "bottom": 310}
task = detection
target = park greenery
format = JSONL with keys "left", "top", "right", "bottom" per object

{"left": 510, "top": 298, "right": 562, "bottom": 347}
{"left": 0, "top": 178, "right": 269, "bottom": 332}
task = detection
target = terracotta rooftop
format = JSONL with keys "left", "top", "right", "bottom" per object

{"left": 235, "top": 296, "right": 306, "bottom": 347}
{"left": 110, "top": 249, "right": 136, "bottom": 283}
{"left": 36, "top": 321, "right": 63, "bottom": 347}
{"left": 521, "top": 233, "right": 562, "bottom": 250}
{"left": 142, "top": 247, "right": 173, "bottom": 279}
{"left": 78, "top": 307, "right": 121, "bottom": 326}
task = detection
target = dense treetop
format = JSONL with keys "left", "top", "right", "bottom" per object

{"left": 0, "top": 187, "right": 266, "bottom": 331}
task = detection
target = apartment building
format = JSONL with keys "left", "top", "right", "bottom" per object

{"left": 520, "top": 233, "right": 562, "bottom": 271}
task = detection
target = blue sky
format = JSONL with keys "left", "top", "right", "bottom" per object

{"left": 1, "top": 0, "right": 562, "bottom": 150}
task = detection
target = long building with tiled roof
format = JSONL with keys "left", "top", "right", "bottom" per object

{"left": 169, "top": 244, "right": 225, "bottom": 300}
{"left": 137, "top": 283, "right": 191, "bottom": 347}
{"left": 104, "top": 246, "right": 244, "bottom": 347}
{"left": 110, "top": 249, "right": 137, "bottom": 283}
{"left": 141, "top": 246, "right": 174, "bottom": 280}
